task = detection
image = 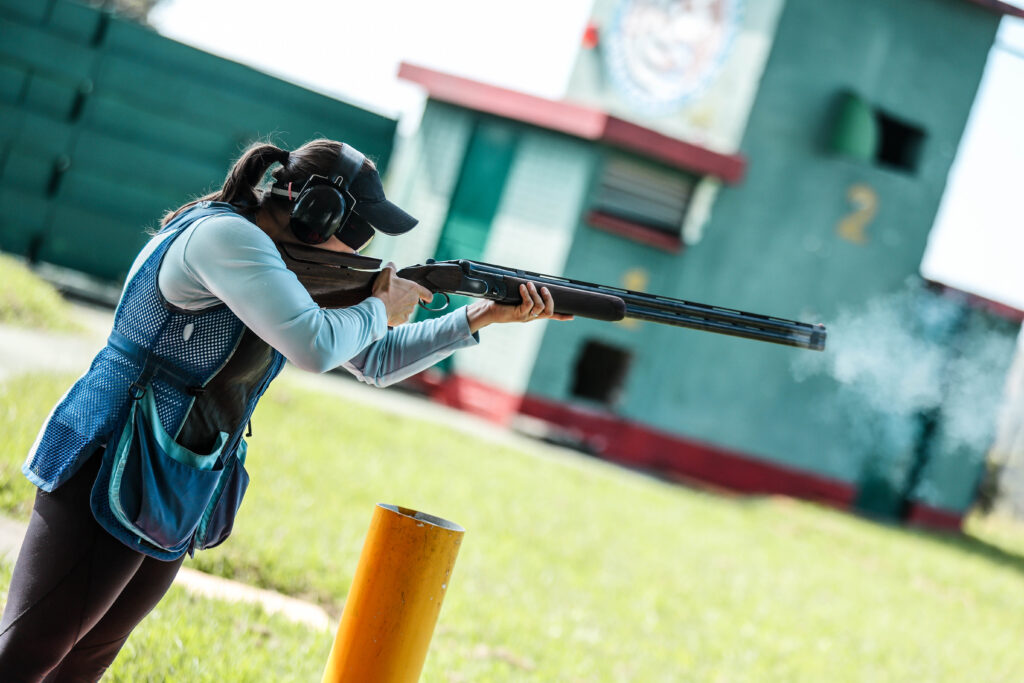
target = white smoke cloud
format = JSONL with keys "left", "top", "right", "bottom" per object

{"left": 795, "top": 279, "right": 1017, "bottom": 453}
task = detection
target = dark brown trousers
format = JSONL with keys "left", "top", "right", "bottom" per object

{"left": 0, "top": 454, "right": 184, "bottom": 682}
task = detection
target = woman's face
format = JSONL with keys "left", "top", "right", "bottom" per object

{"left": 256, "top": 204, "right": 358, "bottom": 253}
{"left": 309, "top": 236, "right": 357, "bottom": 254}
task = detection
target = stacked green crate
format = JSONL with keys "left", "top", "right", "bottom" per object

{"left": 0, "top": 0, "right": 397, "bottom": 283}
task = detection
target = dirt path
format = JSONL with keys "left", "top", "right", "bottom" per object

{"left": 0, "top": 513, "right": 332, "bottom": 630}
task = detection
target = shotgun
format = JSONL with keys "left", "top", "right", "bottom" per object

{"left": 277, "top": 243, "right": 827, "bottom": 352}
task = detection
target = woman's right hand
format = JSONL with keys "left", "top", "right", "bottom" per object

{"left": 371, "top": 263, "right": 434, "bottom": 326}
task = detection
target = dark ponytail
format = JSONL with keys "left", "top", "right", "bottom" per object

{"left": 161, "top": 142, "right": 290, "bottom": 226}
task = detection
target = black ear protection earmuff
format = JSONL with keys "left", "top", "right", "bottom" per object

{"left": 268, "top": 144, "right": 376, "bottom": 249}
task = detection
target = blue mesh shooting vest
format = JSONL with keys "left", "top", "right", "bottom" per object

{"left": 23, "top": 202, "right": 285, "bottom": 557}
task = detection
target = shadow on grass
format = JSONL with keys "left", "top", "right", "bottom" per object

{"left": 593, "top": 449, "right": 1024, "bottom": 581}
{"left": 910, "top": 522, "right": 1024, "bottom": 578}
{"left": 801, "top": 502, "right": 1024, "bottom": 580}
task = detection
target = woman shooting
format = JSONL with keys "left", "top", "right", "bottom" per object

{"left": 0, "top": 138, "right": 568, "bottom": 680}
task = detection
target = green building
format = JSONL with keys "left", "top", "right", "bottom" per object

{"left": 375, "top": 0, "right": 1023, "bottom": 529}
{"left": 0, "top": 0, "right": 398, "bottom": 285}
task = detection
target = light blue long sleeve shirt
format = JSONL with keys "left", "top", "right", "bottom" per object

{"left": 154, "top": 214, "right": 478, "bottom": 385}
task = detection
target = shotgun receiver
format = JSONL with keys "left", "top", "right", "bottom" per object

{"left": 277, "top": 243, "right": 827, "bottom": 351}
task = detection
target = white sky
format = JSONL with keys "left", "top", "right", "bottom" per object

{"left": 921, "top": 18, "right": 1024, "bottom": 312}
{"left": 150, "top": 0, "right": 594, "bottom": 130}
{"left": 151, "top": 1, "right": 1024, "bottom": 312}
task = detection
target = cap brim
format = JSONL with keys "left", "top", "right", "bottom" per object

{"left": 353, "top": 199, "right": 418, "bottom": 235}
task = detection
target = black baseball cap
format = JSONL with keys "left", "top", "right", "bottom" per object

{"left": 347, "top": 161, "right": 418, "bottom": 235}
{"left": 267, "top": 145, "right": 418, "bottom": 241}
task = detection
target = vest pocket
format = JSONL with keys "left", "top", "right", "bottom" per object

{"left": 107, "top": 387, "right": 227, "bottom": 551}
{"left": 194, "top": 439, "right": 249, "bottom": 550}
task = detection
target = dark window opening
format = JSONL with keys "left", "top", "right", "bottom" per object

{"left": 875, "top": 111, "right": 925, "bottom": 173}
{"left": 571, "top": 340, "right": 632, "bottom": 406}
{"left": 829, "top": 92, "right": 927, "bottom": 174}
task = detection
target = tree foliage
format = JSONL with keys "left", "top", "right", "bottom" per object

{"left": 84, "top": 0, "right": 166, "bottom": 25}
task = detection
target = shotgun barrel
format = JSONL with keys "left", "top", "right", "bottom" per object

{"left": 275, "top": 244, "right": 827, "bottom": 352}
{"left": 457, "top": 260, "right": 827, "bottom": 351}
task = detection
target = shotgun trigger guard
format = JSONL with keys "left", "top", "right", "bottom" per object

{"left": 419, "top": 292, "right": 450, "bottom": 312}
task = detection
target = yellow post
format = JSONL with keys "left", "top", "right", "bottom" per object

{"left": 321, "top": 504, "right": 465, "bottom": 683}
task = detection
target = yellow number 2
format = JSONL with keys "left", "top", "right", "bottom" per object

{"left": 618, "top": 268, "right": 649, "bottom": 329}
{"left": 837, "top": 184, "right": 878, "bottom": 245}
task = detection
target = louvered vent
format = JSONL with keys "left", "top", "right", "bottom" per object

{"left": 590, "top": 157, "right": 696, "bottom": 234}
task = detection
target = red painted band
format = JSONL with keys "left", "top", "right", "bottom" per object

{"left": 965, "top": 0, "right": 1024, "bottom": 19}
{"left": 398, "top": 62, "right": 747, "bottom": 184}
{"left": 905, "top": 503, "right": 964, "bottom": 531}
{"left": 925, "top": 280, "right": 1024, "bottom": 323}
{"left": 402, "top": 372, "right": 966, "bottom": 531}
{"left": 585, "top": 211, "right": 684, "bottom": 252}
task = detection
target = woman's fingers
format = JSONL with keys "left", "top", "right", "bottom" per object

{"left": 540, "top": 286, "right": 555, "bottom": 316}
{"left": 371, "top": 264, "right": 394, "bottom": 296}
{"left": 517, "top": 283, "right": 539, "bottom": 318}
{"left": 525, "top": 282, "right": 544, "bottom": 317}
{"left": 415, "top": 283, "right": 434, "bottom": 303}
{"left": 537, "top": 286, "right": 573, "bottom": 321}
{"left": 373, "top": 264, "right": 435, "bottom": 326}
{"left": 505, "top": 282, "right": 573, "bottom": 323}
{"left": 517, "top": 284, "right": 533, "bottom": 317}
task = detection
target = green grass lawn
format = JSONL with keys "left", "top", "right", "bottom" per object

{"left": 2, "top": 372, "right": 1024, "bottom": 681}
{"left": 0, "top": 253, "right": 84, "bottom": 332}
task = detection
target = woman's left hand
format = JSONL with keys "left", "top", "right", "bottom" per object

{"left": 466, "top": 282, "right": 574, "bottom": 333}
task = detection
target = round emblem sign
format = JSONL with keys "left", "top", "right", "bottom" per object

{"left": 604, "top": 0, "right": 743, "bottom": 115}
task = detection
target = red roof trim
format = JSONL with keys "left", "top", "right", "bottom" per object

{"left": 586, "top": 211, "right": 683, "bottom": 252}
{"left": 965, "top": 0, "right": 1024, "bottom": 19}
{"left": 398, "top": 62, "right": 747, "bottom": 184}
{"left": 398, "top": 63, "right": 607, "bottom": 138}
{"left": 601, "top": 117, "right": 745, "bottom": 182}
{"left": 926, "top": 280, "right": 1024, "bottom": 323}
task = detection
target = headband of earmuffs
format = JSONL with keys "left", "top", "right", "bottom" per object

{"left": 270, "top": 144, "right": 372, "bottom": 247}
